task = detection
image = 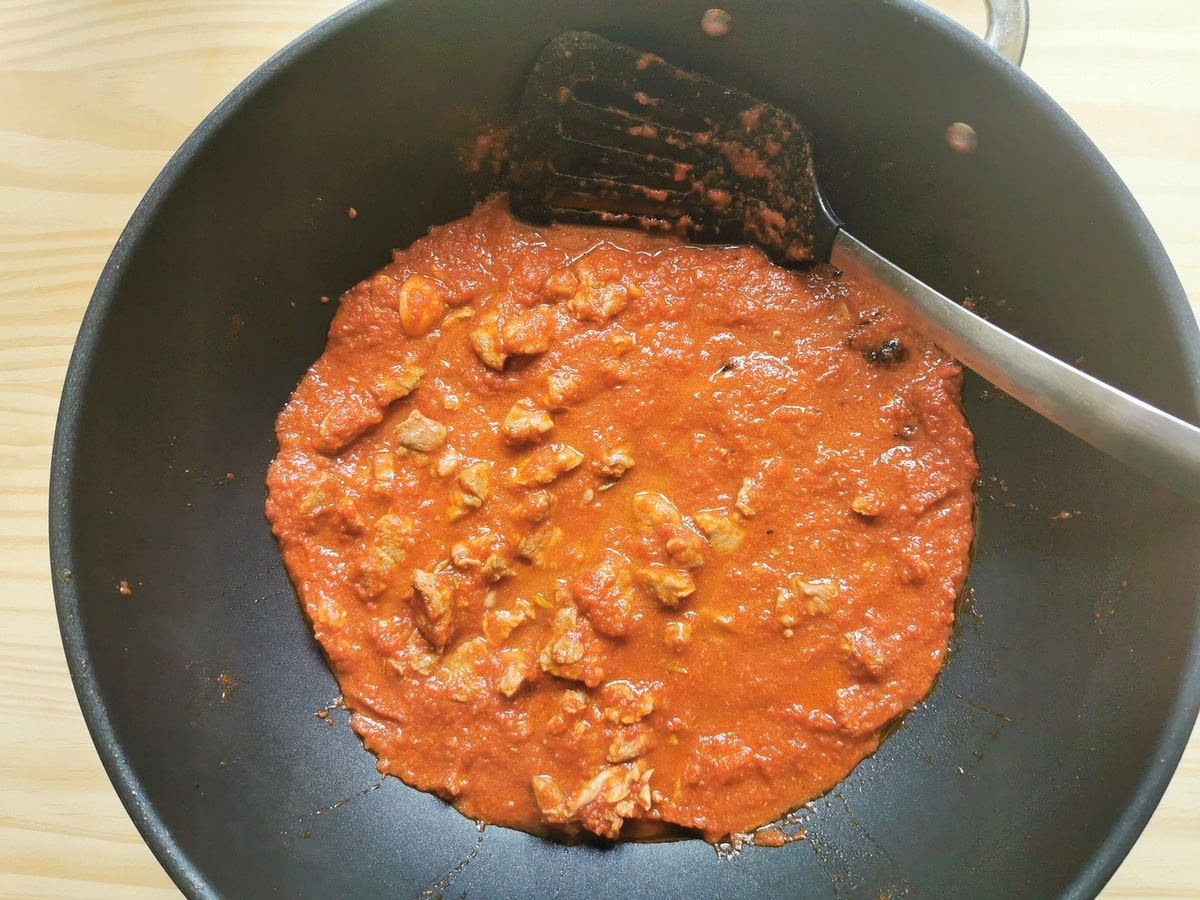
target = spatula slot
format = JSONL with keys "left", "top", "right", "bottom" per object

{"left": 561, "top": 96, "right": 704, "bottom": 164}
{"left": 569, "top": 79, "right": 712, "bottom": 136}
{"left": 548, "top": 145, "right": 690, "bottom": 193}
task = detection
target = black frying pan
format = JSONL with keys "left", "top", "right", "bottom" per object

{"left": 51, "top": 1, "right": 1200, "bottom": 897}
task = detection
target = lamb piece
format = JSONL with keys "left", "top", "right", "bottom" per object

{"left": 497, "top": 647, "right": 533, "bottom": 698}
{"left": 440, "top": 636, "right": 490, "bottom": 703}
{"left": 395, "top": 274, "right": 447, "bottom": 336}
{"left": 502, "top": 399, "right": 555, "bottom": 445}
{"left": 538, "top": 605, "right": 605, "bottom": 687}
{"left": 598, "top": 446, "right": 635, "bottom": 479}
{"left": 631, "top": 491, "right": 706, "bottom": 569}
{"left": 694, "top": 509, "right": 744, "bottom": 553}
{"left": 636, "top": 566, "right": 695, "bottom": 608}
{"left": 545, "top": 369, "right": 584, "bottom": 408}
{"left": 631, "top": 491, "right": 682, "bottom": 528}
{"left": 410, "top": 568, "right": 456, "bottom": 652}
{"left": 470, "top": 303, "right": 555, "bottom": 370}
{"left": 607, "top": 724, "right": 651, "bottom": 763}
{"left": 598, "top": 681, "right": 656, "bottom": 725}
{"left": 448, "top": 461, "right": 494, "bottom": 520}
{"left": 570, "top": 551, "right": 638, "bottom": 637}
{"left": 513, "top": 443, "right": 585, "bottom": 486}
{"left": 395, "top": 410, "right": 447, "bottom": 452}
{"left": 530, "top": 759, "right": 654, "bottom": 839}
{"left": 518, "top": 524, "right": 564, "bottom": 566}
{"left": 314, "top": 362, "right": 424, "bottom": 455}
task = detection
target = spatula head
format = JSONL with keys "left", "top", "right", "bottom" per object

{"left": 508, "top": 31, "right": 840, "bottom": 266}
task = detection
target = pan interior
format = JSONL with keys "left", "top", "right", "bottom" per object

{"left": 51, "top": 1, "right": 1200, "bottom": 897}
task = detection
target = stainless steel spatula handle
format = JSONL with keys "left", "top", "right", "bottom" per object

{"left": 833, "top": 230, "right": 1200, "bottom": 501}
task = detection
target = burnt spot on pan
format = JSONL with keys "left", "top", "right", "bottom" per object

{"left": 844, "top": 309, "right": 909, "bottom": 366}
{"left": 864, "top": 337, "right": 908, "bottom": 366}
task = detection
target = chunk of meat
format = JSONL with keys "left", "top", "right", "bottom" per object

{"left": 598, "top": 446, "right": 635, "bottom": 479}
{"left": 538, "top": 605, "right": 605, "bottom": 687}
{"left": 607, "top": 724, "right": 651, "bottom": 763}
{"left": 469, "top": 303, "right": 555, "bottom": 370}
{"left": 483, "top": 597, "right": 538, "bottom": 643}
{"left": 841, "top": 628, "right": 893, "bottom": 679}
{"left": 449, "top": 542, "right": 480, "bottom": 569}
{"left": 371, "top": 449, "right": 396, "bottom": 487}
{"left": 480, "top": 553, "right": 513, "bottom": 582}
{"left": 411, "top": 569, "right": 456, "bottom": 652}
{"left": 568, "top": 280, "right": 630, "bottom": 323}
{"left": 606, "top": 329, "right": 635, "bottom": 355}
{"left": 631, "top": 491, "right": 681, "bottom": 528}
{"left": 447, "top": 529, "right": 509, "bottom": 580}
{"left": 513, "top": 444, "right": 584, "bottom": 486}
{"left": 434, "top": 445, "right": 461, "bottom": 477}
{"left": 296, "top": 482, "right": 364, "bottom": 536}
{"left": 570, "top": 551, "right": 638, "bottom": 637}
{"left": 517, "top": 525, "right": 564, "bottom": 566}
{"left": 663, "top": 619, "right": 692, "bottom": 650}
{"left": 372, "top": 362, "right": 424, "bottom": 406}
{"left": 541, "top": 268, "right": 580, "bottom": 300}
{"left": 694, "top": 509, "right": 744, "bottom": 554}
{"left": 497, "top": 647, "right": 533, "bottom": 698}
{"left": 794, "top": 577, "right": 838, "bottom": 614}
{"left": 316, "top": 369, "right": 424, "bottom": 456}
{"left": 665, "top": 532, "right": 705, "bottom": 570}
{"left": 599, "top": 681, "right": 656, "bottom": 724}
{"left": 396, "top": 274, "right": 447, "bottom": 337}
{"left": 545, "top": 369, "right": 584, "bottom": 408}
{"left": 382, "top": 629, "right": 439, "bottom": 678}
{"left": 449, "top": 461, "right": 493, "bottom": 520}
{"left": 503, "top": 305, "right": 555, "bottom": 355}
{"left": 530, "top": 759, "right": 654, "bottom": 839}
{"left": 636, "top": 566, "right": 695, "bottom": 608}
{"left": 564, "top": 255, "right": 641, "bottom": 323}
{"left": 545, "top": 689, "right": 589, "bottom": 735}
{"left": 439, "top": 636, "right": 489, "bottom": 703}
{"left": 457, "top": 461, "right": 492, "bottom": 502}
{"left": 501, "top": 399, "right": 554, "bottom": 445}
{"left": 314, "top": 400, "right": 366, "bottom": 456}
{"left": 516, "top": 490, "right": 555, "bottom": 523}
{"left": 353, "top": 514, "right": 413, "bottom": 598}
{"left": 630, "top": 492, "right": 706, "bottom": 569}
{"left": 736, "top": 476, "right": 759, "bottom": 517}
{"left": 851, "top": 494, "right": 882, "bottom": 517}
{"left": 775, "top": 577, "right": 838, "bottom": 627}
{"left": 469, "top": 311, "right": 507, "bottom": 370}
{"left": 395, "top": 410, "right": 447, "bottom": 452}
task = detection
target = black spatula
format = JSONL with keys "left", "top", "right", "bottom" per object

{"left": 508, "top": 31, "right": 1200, "bottom": 501}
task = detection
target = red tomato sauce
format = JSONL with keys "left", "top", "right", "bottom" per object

{"left": 265, "top": 197, "right": 977, "bottom": 842}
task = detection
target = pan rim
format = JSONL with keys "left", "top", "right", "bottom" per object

{"left": 902, "top": 1, "right": 1200, "bottom": 889}
{"left": 47, "top": 2, "right": 388, "bottom": 897}
{"left": 48, "top": 1, "right": 1200, "bottom": 897}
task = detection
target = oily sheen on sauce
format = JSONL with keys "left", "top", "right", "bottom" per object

{"left": 265, "top": 197, "right": 977, "bottom": 842}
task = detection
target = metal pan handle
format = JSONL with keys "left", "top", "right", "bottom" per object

{"left": 982, "top": 0, "right": 1030, "bottom": 65}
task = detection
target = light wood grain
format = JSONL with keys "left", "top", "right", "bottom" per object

{"left": 0, "top": 1, "right": 1195, "bottom": 897}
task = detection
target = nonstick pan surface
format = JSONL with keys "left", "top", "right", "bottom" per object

{"left": 50, "top": 1, "right": 1200, "bottom": 897}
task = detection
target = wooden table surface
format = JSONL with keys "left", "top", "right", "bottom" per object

{"left": 1, "top": 1, "right": 1196, "bottom": 897}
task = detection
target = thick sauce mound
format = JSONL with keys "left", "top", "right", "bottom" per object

{"left": 266, "top": 198, "right": 977, "bottom": 842}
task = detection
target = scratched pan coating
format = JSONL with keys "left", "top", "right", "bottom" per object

{"left": 50, "top": 1, "right": 1200, "bottom": 897}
